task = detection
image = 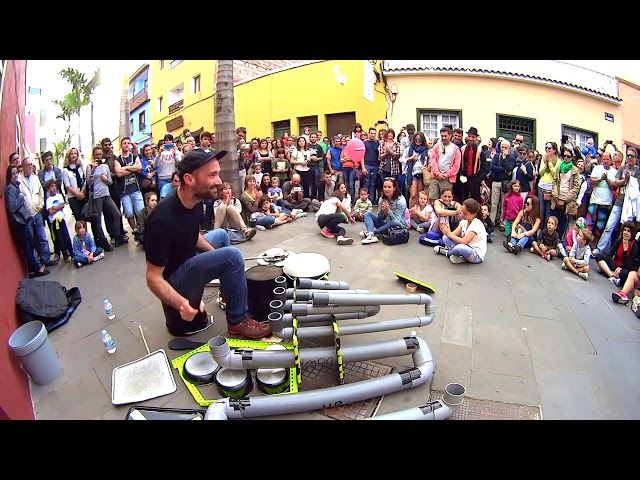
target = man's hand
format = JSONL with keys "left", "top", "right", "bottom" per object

{"left": 180, "top": 300, "right": 205, "bottom": 321}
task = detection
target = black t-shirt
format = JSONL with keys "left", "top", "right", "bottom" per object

{"left": 307, "top": 143, "right": 324, "bottom": 165}
{"left": 364, "top": 139, "right": 379, "bottom": 166}
{"left": 145, "top": 188, "right": 200, "bottom": 280}
{"left": 116, "top": 154, "right": 141, "bottom": 196}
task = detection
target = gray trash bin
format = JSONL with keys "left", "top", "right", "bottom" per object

{"left": 8, "top": 321, "right": 61, "bottom": 385}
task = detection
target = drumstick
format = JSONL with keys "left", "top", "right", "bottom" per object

{"left": 139, "top": 325, "right": 150, "bottom": 355}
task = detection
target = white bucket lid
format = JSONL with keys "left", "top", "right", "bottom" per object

{"left": 282, "top": 253, "right": 330, "bottom": 278}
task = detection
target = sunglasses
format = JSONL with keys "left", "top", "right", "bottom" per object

{"left": 104, "top": 143, "right": 112, "bottom": 147}
{"left": 628, "top": 154, "right": 637, "bottom": 158}
{"left": 526, "top": 202, "right": 532, "bottom": 206}
{"left": 563, "top": 155, "right": 573, "bottom": 159}
{"left": 545, "top": 146, "right": 553, "bottom": 150}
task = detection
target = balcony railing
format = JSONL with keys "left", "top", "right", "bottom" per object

{"left": 168, "top": 99, "right": 184, "bottom": 115}
{"left": 130, "top": 87, "right": 148, "bottom": 111}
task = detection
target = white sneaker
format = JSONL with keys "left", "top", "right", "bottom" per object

{"left": 94, "top": 252, "right": 105, "bottom": 261}
{"left": 416, "top": 226, "right": 424, "bottom": 234}
{"left": 255, "top": 225, "right": 267, "bottom": 231}
{"left": 529, "top": 247, "right": 535, "bottom": 253}
{"left": 359, "top": 231, "right": 367, "bottom": 238}
{"left": 336, "top": 235, "right": 354, "bottom": 245}
{"left": 449, "top": 255, "right": 466, "bottom": 264}
{"left": 297, "top": 212, "right": 308, "bottom": 218}
{"left": 76, "top": 262, "right": 83, "bottom": 268}
{"left": 433, "top": 245, "right": 448, "bottom": 256}
{"left": 361, "top": 233, "right": 378, "bottom": 244}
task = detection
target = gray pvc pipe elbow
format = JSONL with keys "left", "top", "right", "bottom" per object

{"left": 368, "top": 383, "right": 466, "bottom": 420}
{"left": 297, "top": 278, "right": 350, "bottom": 290}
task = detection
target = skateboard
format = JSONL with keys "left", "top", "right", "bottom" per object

{"left": 393, "top": 271, "right": 436, "bottom": 293}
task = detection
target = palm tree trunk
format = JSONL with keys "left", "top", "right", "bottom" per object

{"left": 214, "top": 60, "right": 240, "bottom": 196}
{"left": 119, "top": 63, "right": 130, "bottom": 144}
{"left": 91, "top": 101, "right": 95, "bottom": 150}
{"left": 77, "top": 110, "right": 82, "bottom": 154}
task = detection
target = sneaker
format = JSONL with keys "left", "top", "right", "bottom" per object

{"left": 561, "top": 263, "right": 568, "bottom": 270}
{"left": 64, "top": 256, "right": 72, "bottom": 263}
{"left": 227, "top": 315, "right": 272, "bottom": 339}
{"left": 361, "top": 232, "right": 379, "bottom": 244}
{"left": 612, "top": 291, "right": 629, "bottom": 305}
{"left": 543, "top": 253, "right": 551, "bottom": 261}
{"left": 434, "top": 245, "right": 449, "bottom": 256}
{"left": 94, "top": 252, "right": 105, "bottom": 261}
{"left": 115, "top": 236, "right": 129, "bottom": 247}
{"left": 416, "top": 226, "right": 424, "bottom": 234}
{"left": 336, "top": 235, "right": 354, "bottom": 245}
{"left": 591, "top": 248, "right": 600, "bottom": 256}
{"left": 359, "top": 231, "right": 367, "bottom": 238}
{"left": 578, "top": 272, "right": 589, "bottom": 281}
{"left": 321, "top": 227, "right": 335, "bottom": 239}
{"left": 255, "top": 225, "right": 267, "bottom": 231}
{"left": 297, "top": 212, "right": 308, "bottom": 218}
{"left": 183, "top": 313, "right": 215, "bottom": 335}
{"left": 449, "top": 255, "right": 466, "bottom": 264}
{"left": 503, "top": 240, "right": 514, "bottom": 253}
{"left": 168, "top": 313, "right": 216, "bottom": 337}
{"left": 514, "top": 245, "right": 522, "bottom": 255}
{"left": 44, "top": 259, "right": 58, "bottom": 267}
{"left": 609, "top": 276, "right": 621, "bottom": 287}
{"left": 76, "top": 262, "right": 83, "bottom": 268}
{"left": 103, "top": 243, "right": 114, "bottom": 252}
{"left": 530, "top": 247, "right": 535, "bottom": 253}
{"left": 243, "top": 228, "right": 257, "bottom": 240}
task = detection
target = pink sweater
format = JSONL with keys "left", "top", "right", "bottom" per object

{"left": 502, "top": 193, "right": 524, "bottom": 222}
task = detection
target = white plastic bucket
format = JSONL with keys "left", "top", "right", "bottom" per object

{"left": 8, "top": 321, "right": 61, "bottom": 385}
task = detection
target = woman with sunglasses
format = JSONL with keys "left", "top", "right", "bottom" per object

{"left": 549, "top": 147, "right": 581, "bottom": 239}
{"left": 406, "top": 132, "right": 429, "bottom": 209}
{"left": 503, "top": 195, "right": 542, "bottom": 255}
{"left": 360, "top": 177, "right": 407, "bottom": 244}
{"left": 538, "top": 141, "right": 559, "bottom": 228}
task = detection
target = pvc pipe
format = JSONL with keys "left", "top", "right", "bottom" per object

{"left": 368, "top": 383, "right": 466, "bottom": 420}
{"left": 208, "top": 335, "right": 421, "bottom": 370}
{"left": 269, "top": 300, "right": 284, "bottom": 316}
{"left": 312, "top": 292, "right": 432, "bottom": 307}
{"left": 205, "top": 336, "right": 435, "bottom": 420}
{"left": 275, "top": 276, "right": 287, "bottom": 290}
{"left": 297, "top": 278, "right": 350, "bottom": 290}
{"left": 272, "top": 315, "right": 434, "bottom": 340}
{"left": 286, "top": 289, "right": 370, "bottom": 301}
{"left": 273, "top": 286, "right": 286, "bottom": 303}
{"left": 277, "top": 311, "right": 377, "bottom": 324}
{"left": 291, "top": 304, "right": 381, "bottom": 316}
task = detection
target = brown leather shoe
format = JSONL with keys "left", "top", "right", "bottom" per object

{"left": 227, "top": 315, "right": 271, "bottom": 339}
{"left": 243, "top": 227, "right": 257, "bottom": 240}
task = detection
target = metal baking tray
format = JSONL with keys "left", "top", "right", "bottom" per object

{"left": 111, "top": 349, "right": 177, "bottom": 405}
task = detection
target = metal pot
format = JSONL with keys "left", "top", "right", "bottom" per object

{"left": 215, "top": 368, "right": 253, "bottom": 398}
{"left": 183, "top": 351, "right": 221, "bottom": 386}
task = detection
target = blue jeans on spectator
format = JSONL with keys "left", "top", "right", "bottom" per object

{"left": 364, "top": 211, "right": 403, "bottom": 235}
{"left": 165, "top": 234, "right": 248, "bottom": 335}
{"left": 74, "top": 247, "right": 104, "bottom": 266}
{"left": 121, "top": 190, "right": 144, "bottom": 219}
{"left": 363, "top": 165, "right": 380, "bottom": 204}
{"left": 509, "top": 234, "right": 534, "bottom": 250}
{"left": 30, "top": 212, "right": 52, "bottom": 263}
{"left": 253, "top": 216, "right": 277, "bottom": 228}
{"left": 538, "top": 186, "right": 552, "bottom": 228}
{"left": 309, "top": 165, "right": 321, "bottom": 200}
{"left": 596, "top": 203, "right": 622, "bottom": 252}
{"left": 12, "top": 222, "right": 42, "bottom": 273}
{"left": 342, "top": 167, "right": 355, "bottom": 204}
{"left": 158, "top": 178, "right": 171, "bottom": 195}
{"left": 442, "top": 235, "right": 483, "bottom": 264}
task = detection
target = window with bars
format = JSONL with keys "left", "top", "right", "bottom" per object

{"left": 418, "top": 111, "right": 460, "bottom": 140}
{"left": 157, "top": 96, "right": 163, "bottom": 113}
{"left": 562, "top": 125, "right": 597, "bottom": 153}
{"left": 139, "top": 111, "right": 146, "bottom": 131}
{"left": 273, "top": 120, "right": 290, "bottom": 139}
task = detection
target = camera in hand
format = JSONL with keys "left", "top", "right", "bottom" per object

{"left": 294, "top": 186, "right": 302, "bottom": 192}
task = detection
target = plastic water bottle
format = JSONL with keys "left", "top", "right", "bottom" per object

{"left": 101, "top": 330, "right": 116, "bottom": 354}
{"left": 104, "top": 299, "right": 115, "bottom": 320}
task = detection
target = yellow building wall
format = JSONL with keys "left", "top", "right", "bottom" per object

{"left": 388, "top": 74, "right": 622, "bottom": 152}
{"left": 149, "top": 60, "right": 387, "bottom": 141}
{"left": 618, "top": 80, "right": 640, "bottom": 148}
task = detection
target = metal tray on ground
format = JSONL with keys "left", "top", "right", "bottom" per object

{"left": 111, "top": 349, "right": 177, "bottom": 405}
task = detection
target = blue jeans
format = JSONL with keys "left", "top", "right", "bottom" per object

{"left": 538, "top": 186, "right": 552, "bottom": 228}
{"left": 253, "top": 215, "right": 277, "bottom": 228}
{"left": 342, "top": 167, "right": 356, "bottom": 203}
{"left": 165, "top": 230, "right": 248, "bottom": 333}
{"left": 363, "top": 164, "right": 380, "bottom": 203}
{"left": 121, "top": 190, "right": 144, "bottom": 219}
{"left": 74, "top": 247, "right": 104, "bottom": 265}
{"left": 364, "top": 211, "right": 402, "bottom": 235}
{"left": 509, "top": 235, "right": 534, "bottom": 250}
{"left": 309, "top": 165, "right": 321, "bottom": 200}
{"left": 443, "top": 236, "right": 483, "bottom": 263}
{"left": 30, "top": 212, "right": 52, "bottom": 263}
{"left": 158, "top": 178, "right": 171, "bottom": 194}
{"left": 597, "top": 203, "right": 622, "bottom": 252}
{"left": 12, "top": 222, "right": 42, "bottom": 272}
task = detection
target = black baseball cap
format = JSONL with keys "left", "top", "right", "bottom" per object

{"left": 178, "top": 148, "right": 227, "bottom": 175}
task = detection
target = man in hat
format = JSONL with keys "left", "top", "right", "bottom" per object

{"left": 454, "top": 127, "right": 488, "bottom": 203}
{"left": 144, "top": 148, "right": 272, "bottom": 339}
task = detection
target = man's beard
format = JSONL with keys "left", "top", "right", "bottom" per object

{"left": 194, "top": 183, "right": 218, "bottom": 200}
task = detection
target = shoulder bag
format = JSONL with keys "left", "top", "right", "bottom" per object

{"left": 382, "top": 227, "right": 410, "bottom": 245}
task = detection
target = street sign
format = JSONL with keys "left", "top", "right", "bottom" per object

{"left": 605, "top": 112, "right": 614, "bottom": 122}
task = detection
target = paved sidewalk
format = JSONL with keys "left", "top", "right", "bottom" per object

{"left": 29, "top": 212, "right": 640, "bottom": 419}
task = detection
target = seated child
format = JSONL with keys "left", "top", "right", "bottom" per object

{"left": 267, "top": 176, "right": 284, "bottom": 207}
{"left": 45, "top": 181, "right": 72, "bottom": 263}
{"left": 480, "top": 204, "right": 495, "bottom": 243}
{"left": 251, "top": 197, "right": 292, "bottom": 229}
{"left": 315, "top": 188, "right": 355, "bottom": 245}
{"left": 253, "top": 162, "right": 264, "bottom": 187}
{"left": 558, "top": 216, "right": 585, "bottom": 258}
{"left": 353, "top": 187, "right": 373, "bottom": 222}
{"left": 72, "top": 220, "right": 105, "bottom": 268}
{"left": 531, "top": 215, "right": 559, "bottom": 261}
{"left": 561, "top": 227, "right": 592, "bottom": 280}
{"left": 409, "top": 190, "right": 433, "bottom": 233}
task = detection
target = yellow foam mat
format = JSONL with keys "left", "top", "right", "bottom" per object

{"left": 171, "top": 338, "right": 298, "bottom": 407}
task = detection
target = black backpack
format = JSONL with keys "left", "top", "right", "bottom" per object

{"left": 16, "top": 279, "right": 82, "bottom": 333}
